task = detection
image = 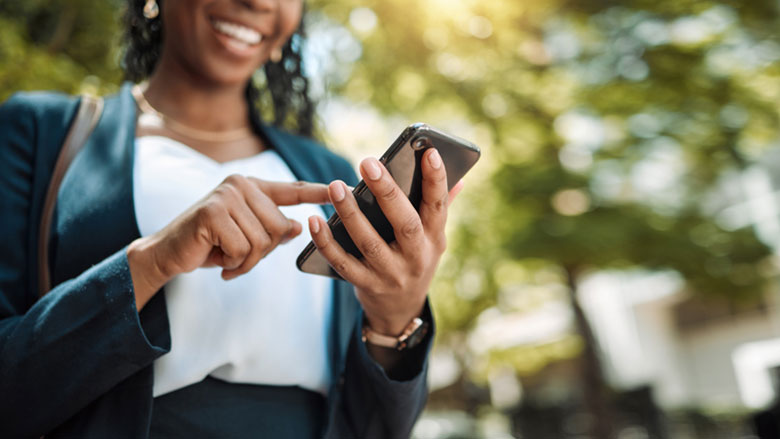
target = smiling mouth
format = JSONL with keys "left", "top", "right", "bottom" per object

{"left": 211, "top": 18, "right": 263, "bottom": 47}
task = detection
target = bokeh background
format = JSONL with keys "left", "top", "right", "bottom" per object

{"left": 2, "top": 1, "right": 780, "bottom": 438}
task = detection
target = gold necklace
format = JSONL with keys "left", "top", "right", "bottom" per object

{"left": 132, "top": 84, "right": 254, "bottom": 143}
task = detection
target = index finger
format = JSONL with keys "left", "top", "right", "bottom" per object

{"left": 250, "top": 179, "right": 331, "bottom": 206}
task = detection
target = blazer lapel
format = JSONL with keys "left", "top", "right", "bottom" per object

{"left": 52, "top": 83, "right": 141, "bottom": 285}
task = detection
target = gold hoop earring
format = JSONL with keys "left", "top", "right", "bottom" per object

{"left": 270, "top": 47, "right": 283, "bottom": 63}
{"left": 143, "top": 0, "right": 159, "bottom": 19}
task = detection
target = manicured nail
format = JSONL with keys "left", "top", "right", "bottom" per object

{"left": 428, "top": 149, "right": 442, "bottom": 169}
{"left": 330, "top": 181, "right": 345, "bottom": 202}
{"left": 309, "top": 216, "right": 320, "bottom": 234}
{"left": 364, "top": 159, "right": 382, "bottom": 181}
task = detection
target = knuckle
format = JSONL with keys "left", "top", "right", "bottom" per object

{"left": 268, "top": 226, "right": 288, "bottom": 243}
{"left": 434, "top": 195, "right": 447, "bottom": 211}
{"left": 236, "top": 239, "right": 251, "bottom": 257}
{"left": 424, "top": 167, "right": 447, "bottom": 184}
{"left": 408, "top": 263, "right": 425, "bottom": 278}
{"left": 424, "top": 196, "right": 447, "bottom": 213}
{"left": 386, "top": 276, "right": 405, "bottom": 293}
{"left": 360, "top": 239, "right": 384, "bottom": 260}
{"left": 257, "top": 231, "right": 272, "bottom": 248}
{"left": 332, "top": 259, "right": 350, "bottom": 276}
{"left": 400, "top": 217, "right": 423, "bottom": 239}
{"left": 216, "top": 183, "right": 241, "bottom": 202}
{"left": 269, "top": 217, "right": 292, "bottom": 238}
{"left": 378, "top": 184, "right": 400, "bottom": 202}
{"left": 225, "top": 257, "right": 242, "bottom": 271}
{"left": 250, "top": 229, "right": 270, "bottom": 249}
{"left": 223, "top": 174, "right": 244, "bottom": 185}
{"left": 243, "top": 230, "right": 260, "bottom": 249}
{"left": 198, "top": 200, "right": 222, "bottom": 220}
{"left": 339, "top": 207, "right": 358, "bottom": 222}
{"left": 247, "top": 177, "right": 266, "bottom": 191}
{"left": 317, "top": 238, "right": 330, "bottom": 251}
{"left": 314, "top": 232, "right": 331, "bottom": 252}
{"left": 227, "top": 183, "right": 243, "bottom": 199}
{"left": 359, "top": 286, "right": 378, "bottom": 297}
{"left": 315, "top": 226, "right": 331, "bottom": 245}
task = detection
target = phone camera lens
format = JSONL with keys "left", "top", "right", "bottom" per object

{"left": 412, "top": 137, "right": 430, "bottom": 151}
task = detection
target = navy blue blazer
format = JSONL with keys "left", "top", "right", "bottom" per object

{"left": 0, "top": 83, "right": 431, "bottom": 438}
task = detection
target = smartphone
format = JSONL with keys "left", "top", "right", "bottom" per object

{"left": 296, "top": 123, "right": 481, "bottom": 279}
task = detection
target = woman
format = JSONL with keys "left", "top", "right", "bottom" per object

{"left": 0, "top": 0, "right": 457, "bottom": 437}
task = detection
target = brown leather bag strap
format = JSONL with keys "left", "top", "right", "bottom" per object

{"left": 37, "top": 95, "right": 104, "bottom": 298}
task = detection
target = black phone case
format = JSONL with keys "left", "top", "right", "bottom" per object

{"left": 296, "top": 123, "right": 481, "bottom": 279}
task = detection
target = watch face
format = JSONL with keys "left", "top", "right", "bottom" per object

{"left": 402, "top": 322, "right": 429, "bottom": 350}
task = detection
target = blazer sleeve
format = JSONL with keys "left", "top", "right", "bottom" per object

{"left": 324, "top": 155, "right": 434, "bottom": 439}
{"left": 335, "top": 305, "right": 434, "bottom": 439}
{"left": 0, "top": 93, "right": 170, "bottom": 437}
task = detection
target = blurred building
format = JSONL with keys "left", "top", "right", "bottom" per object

{"left": 581, "top": 267, "right": 780, "bottom": 413}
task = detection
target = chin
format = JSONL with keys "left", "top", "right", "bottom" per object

{"left": 206, "top": 65, "right": 260, "bottom": 87}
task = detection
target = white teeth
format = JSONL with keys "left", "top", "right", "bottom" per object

{"left": 212, "top": 19, "right": 262, "bottom": 45}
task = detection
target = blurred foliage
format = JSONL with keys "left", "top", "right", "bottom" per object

{"left": 0, "top": 0, "right": 123, "bottom": 100}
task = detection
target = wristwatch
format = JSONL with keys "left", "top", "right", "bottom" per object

{"left": 362, "top": 317, "right": 430, "bottom": 351}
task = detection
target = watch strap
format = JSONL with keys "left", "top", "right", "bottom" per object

{"left": 362, "top": 317, "right": 429, "bottom": 351}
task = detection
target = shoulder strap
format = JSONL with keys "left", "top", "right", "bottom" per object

{"left": 37, "top": 95, "right": 104, "bottom": 298}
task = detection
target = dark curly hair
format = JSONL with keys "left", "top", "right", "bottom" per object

{"left": 121, "top": 0, "right": 315, "bottom": 137}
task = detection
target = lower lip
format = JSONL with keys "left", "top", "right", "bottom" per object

{"left": 211, "top": 24, "right": 262, "bottom": 59}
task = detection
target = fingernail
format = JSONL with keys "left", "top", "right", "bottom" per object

{"left": 364, "top": 159, "right": 382, "bottom": 181}
{"left": 428, "top": 149, "right": 442, "bottom": 169}
{"left": 330, "top": 181, "right": 345, "bottom": 202}
{"left": 309, "top": 216, "right": 320, "bottom": 234}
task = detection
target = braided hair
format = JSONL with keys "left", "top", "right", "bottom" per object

{"left": 121, "top": 0, "right": 316, "bottom": 137}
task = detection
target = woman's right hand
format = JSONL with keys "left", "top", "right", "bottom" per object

{"left": 126, "top": 174, "right": 330, "bottom": 310}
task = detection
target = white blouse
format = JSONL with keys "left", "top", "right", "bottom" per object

{"left": 132, "top": 135, "right": 333, "bottom": 397}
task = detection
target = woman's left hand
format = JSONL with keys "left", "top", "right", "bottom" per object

{"left": 308, "top": 148, "right": 462, "bottom": 337}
